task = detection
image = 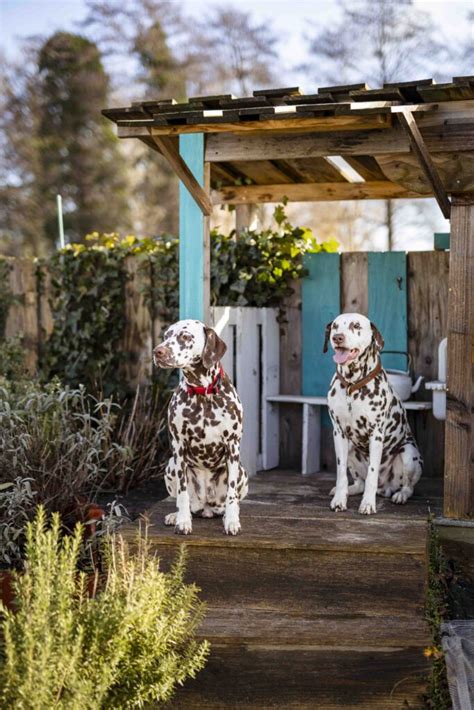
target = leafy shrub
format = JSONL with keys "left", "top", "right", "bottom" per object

{"left": 0, "top": 507, "right": 209, "bottom": 709}
{"left": 211, "top": 203, "right": 338, "bottom": 308}
{"left": 41, "top": 206, "right": 336, "bottom": 397}
{"left": 0, "top": 478, "right": 37, "bottom": 566}
{"left": 0, "top": 338, "right": 26, "bottom": 381}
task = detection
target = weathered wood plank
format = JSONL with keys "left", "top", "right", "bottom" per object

{"left": 204, "top": 120, "right": 474, "bottom": 162}
{"left": 119, "top": 256, "right": 153, "bottom": 389}
{"left": 407, "top": 251, "right": 449, "bottom": 478}
{"left": 146, "top": 113, "right": 392, "bottom": 135}
{"left": 368, "top": 253, "right": 408, "bottom": 372}
{"left": 173, "top": 646, "right": 429, "bottom": 709}
{"left": 198, "top": 607, "right": 430, "bottom": 647}
{"left": 444, "top": 198, "right": 474, "bottom": 518}
{"left": 376, "top": 149, "right": 474, "bottom": 195}
{"left": 5, "top": 259, "right": 39, "bottom": 372}
{"left": 211, "top": 181, "right": 422, "bottom": 205}
{"left": 153, "top": 135, "right": 212, "bottom": 215}
{"left": 341, "top": 252, "right": 368, "bottom": 315}
{"left": 279, "top": 281, "right": 302, "bottom": 469}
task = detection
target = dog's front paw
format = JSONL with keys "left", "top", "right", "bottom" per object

{"left": 164, "top": 512, "right": 177, "bottom": 526}
{"left": 175, "top": 517, "right": 192, "bottom": 535}
{"left": 391, "top": 489, "right": 408, "bottom": 505}
{"left": 359, "top": 497, "right": 376, "bottom": 515}
{"left": 330, "top": 491, "right": 347, "bottom": 512}
{"left": 223, "top": 516, "right": 241, "bottom": 535}
{"left": 329, "top": 486, "right": 336, "bottom": 496}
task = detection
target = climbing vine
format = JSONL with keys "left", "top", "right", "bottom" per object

{"left": 41, "top": 205, "right": 337, "bottom": 398}
{"left": 0, "top": 259, "right": 15, "bottom": 340}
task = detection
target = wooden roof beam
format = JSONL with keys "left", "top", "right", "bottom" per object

{"left": 211, "top": 181, "right": 426, "bottom": 205}
{"left": 396, "top": 109, "right": 451, "bottom": 218}
{"left": 152, "top": 135, "right": 213, "bottom": 216}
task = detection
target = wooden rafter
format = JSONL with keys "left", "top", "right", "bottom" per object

{"left": 152, "top": 135, "right": 213, "bottom": 216}
{"left": 396, "top": 110, "right": 451, "bottom": 218}
{"left": 211, "top": 181, "right": 425, "bottom": 205}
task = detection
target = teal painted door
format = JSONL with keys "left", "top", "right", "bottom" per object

{"left": 368, "top": 252, "right": 407, "bottom": 371}
{"left": 179, "top": 133, "right": 205, "bottom": 321}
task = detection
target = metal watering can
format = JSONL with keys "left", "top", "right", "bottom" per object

{"left": 383, "top": 351, "right": 424, "bottom": 401}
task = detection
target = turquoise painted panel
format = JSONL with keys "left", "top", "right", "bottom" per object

{"left": 302, "top": 252, "right": 341, "bottom": 397}
{"left": 434, "top": 232, "right": 450, "bottom": 250}
{"left": 368, "top": 252, "right": 407, "bottom": 371}
{"left": 179, "top": 133, "right": 205, "bottom": 321}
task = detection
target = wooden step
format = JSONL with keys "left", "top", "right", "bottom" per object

{"left": 197, "top": 607, "right": 431, "bottom": 648}
{"left": 170, "top": 644, "right": 429, "bottom": 709}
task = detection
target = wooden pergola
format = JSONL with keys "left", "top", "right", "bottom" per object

{"left": 103, "top": 77, "right": 474, "bottom": 520}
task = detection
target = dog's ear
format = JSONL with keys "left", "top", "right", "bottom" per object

{"left": 323, "top": 321, "right": 333, "bottom": 353}
{"left": 370, "top": 322, "right": 385, "bottom": 351}
{"left": 202, "top": 326, "right": 227, "bottom": 368}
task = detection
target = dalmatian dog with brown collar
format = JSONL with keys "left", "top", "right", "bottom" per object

{"left": 153, "top": 319, "right": 248, "bottom": 535}
{"left": 325, "top": 313, "right": 423, "bottom": 515}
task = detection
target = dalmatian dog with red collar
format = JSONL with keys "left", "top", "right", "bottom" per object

{"left": 325, "top": 313, "right": 423, "bottom": 515}
{"left": 153, "top": 319, "right": 248, "bottom": 535}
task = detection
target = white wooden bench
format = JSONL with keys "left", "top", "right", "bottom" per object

{"left": 266, "top": 395, "right": 432, "bottom": 475}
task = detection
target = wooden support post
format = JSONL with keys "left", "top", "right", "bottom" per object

{"left": 444, "top": 197, "right": 474, "bottom": 519}
{"left": 235, "top": 204, "right": 259, "bottom": 235}
{"left": 397, "top": 110, "right": 451, "bottom": 219}
{"left": 179, "top": 134, "right": 210, "bottom": 322}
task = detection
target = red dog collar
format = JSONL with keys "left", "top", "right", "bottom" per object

{"left": 186, "top": 366, "right": 224, "bottom": 396}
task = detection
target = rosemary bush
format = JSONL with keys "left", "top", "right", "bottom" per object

{"left": 0, "top": 507, "right": 209, "bottom": 709}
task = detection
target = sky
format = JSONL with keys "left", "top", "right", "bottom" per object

{"left": 1, "top": 0, "right": 469, "bottom": 247}
{"left": 1, "top": 0, "right": 472, "bottom": 79}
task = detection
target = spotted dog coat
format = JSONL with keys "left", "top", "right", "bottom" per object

{"left": 153, "top": 320, "right": 248, "bottom": 535}
{"left": 325, "top": 313, "right": 423, "bottom": 515}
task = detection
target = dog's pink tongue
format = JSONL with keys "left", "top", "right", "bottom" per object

{"left": 333, "top": 349, "right": 351, "bottom": 364}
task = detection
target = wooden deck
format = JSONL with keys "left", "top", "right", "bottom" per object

{"left": 122, "top": 472, "right": 442, "bottom": 708}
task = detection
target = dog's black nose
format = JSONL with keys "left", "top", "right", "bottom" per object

{"left": 333, "top": 333, "right": 345, "bottom": 345}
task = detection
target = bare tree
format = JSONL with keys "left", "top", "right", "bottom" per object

{"left": 304, "top": 0, "right": 447, "bottom": 250}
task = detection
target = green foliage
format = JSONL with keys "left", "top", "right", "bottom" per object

{"left": 425, "top": 520, "right": 451, "bottom": 709}
{"left": 0, "top": 338, "right": 25, "bottom": 381}
{"left": 0, "top": 478, "right": 37, "bottom": 567}
{"left": 41, "top": 207, "right": 337, "bottom": 397}
{"left": 211, "top": 203, "right": 338, "bottom": 309}
{"left": 43, "top": 246, "right": 129, "bottom": 397}
{"left": 0, "top": 507, "right": 209, "bottom": 709}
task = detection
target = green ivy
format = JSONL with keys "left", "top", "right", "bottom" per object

{"left": 41, "top": 206, "right": 337, "bottom": 398}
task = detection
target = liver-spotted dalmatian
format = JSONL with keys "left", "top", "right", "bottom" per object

{"left": 153, "top": 319, "right": 248, "bottom": 535}
{"left": 325, "top": 313, "right": 423, "bottom": 515}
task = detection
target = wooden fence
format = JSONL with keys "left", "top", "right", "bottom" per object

{"left": 2, "top": 250, "right": 449, "bottom": 477}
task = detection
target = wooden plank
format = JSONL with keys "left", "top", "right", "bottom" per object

{"left": 397, "top": 110, "right": 451, "bottom": 218}
{"left": 211, "top": 181, "right": 423, "bottom": 205}
{"left": 368, "top": 252, "right": 407, "bottom": 372}
{"left": 179, "top": 133, "right": 207, "bottom": 320}
{"left": 154, "top": 135, "right": 212, "bottom": 215}
{"left": 444, "top": 199, "right": 474, "bottom": 519}
{"left": 5, "top": 259, "right": 39, "bottom": 373}
{"left": 147, "top": 113, "right": 392, "bottom": 136}
{"left": 119, "top": 256, "right": 153, "bottom": 388}
{"left": 173, "top": 645, "right": 428, "bottom": 709}
{"left": 344, "top": 155, "right": 387, "bottom": 181}
{"left": 204, "top": 120, "right": 474, "bottom": 162}
{"left": 302, "top": 253, "right": 341, "bottom": 397}
{"left": 198, "top": 607, "right": 430, "bottom": 647}
{"left": 236, "top": 308, "right": 260, "bottom": 476}
{"left": 230, "top": 159, "right": 294, "bottom": 185}
{"left": 407, "top": 251, "right": 450, "bottom": 478}
{"left": 375, "top": 149, "right": 474, "bottom": 195}
{"left": 280, "top": 157, "right": 349, "bottom": 183}
{"left": 341, "top": 252, "right": 368, "bottom": 315}
{"left": 261, "top": 309, "right": 280, "bottom": 470}
{"left": 279, "top": 281, "right": 302, "bottom": 469}
{"left": 302, "top": 403, "right": 321, "bottom": 475}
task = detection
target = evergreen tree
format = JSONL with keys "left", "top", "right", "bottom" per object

{"left": 36, "top": 32, "right": 130, "bottom": 245}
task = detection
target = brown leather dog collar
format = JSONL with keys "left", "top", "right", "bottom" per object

{"left": 336, "top": 358, "right": 382, "bottom": 395}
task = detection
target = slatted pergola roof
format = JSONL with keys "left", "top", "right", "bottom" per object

{"left": 104, "top": 76, "right": 474, "bottom": 218}
{"left": 103, "top": 77, "right": 474, "bottom": 520}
